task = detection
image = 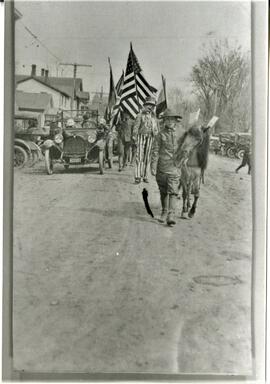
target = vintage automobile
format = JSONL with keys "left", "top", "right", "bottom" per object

{"left": 209, "top": 135, "right": 222, "bottom": 154}
{"left": 14, "top": 112, "right": 47, "bottom": 168}
{"left": 41, "top": 110, "right": 113, "bottom": 175}
{"left": 233, "top": 132, "right": 251, "bottom": 159}
{"left": 218, "top": 132, "right": 236, "bottom": 157}
{"left": 219, "top": 132, "right": 251, "bottom": 159}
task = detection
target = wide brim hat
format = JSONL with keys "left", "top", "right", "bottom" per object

{"left": 159, "top": 108, "right": 182, "bottom": 119}
{"left": 144, "top": 96, "right": 156, "bottom": 106}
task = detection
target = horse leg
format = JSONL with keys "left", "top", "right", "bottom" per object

{"left": 188, "top": 195, "right": 199, "bottom": 218}
{"left": 177, "top": 180, "right": 182, "bottom": 199}
{"left": 186, "top": 182, "right": 191, "bottom": 211}
{"left": 181, "top": 185, "right": 188, "bottom": 218}
{"left": 188, "top": 177, "right": 200, "bottom": 218}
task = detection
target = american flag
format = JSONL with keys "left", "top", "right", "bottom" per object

{"left": 105, "top": 57, "right": 117, "bottom": 122}
{"left": 156, "top": 74, "right": 167, "bottom": 117}
{"left": 110, "top": 70, "right": 124, "bottom": 126}
{"left": 120, "top": 43, "right": 157, "bottom": 119}
{"left": 115, "top": 70, "right": 124, "bottom": 96}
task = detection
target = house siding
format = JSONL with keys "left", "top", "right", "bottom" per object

{"left": 17, "top": 79, "right": 71, "bottom": 110}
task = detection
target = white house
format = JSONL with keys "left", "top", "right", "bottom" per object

{"left": 16, "top": 76, "right": 71, "bottom": 111}
{"left": 16, "top": 65, "right": 90, "bottom": 111}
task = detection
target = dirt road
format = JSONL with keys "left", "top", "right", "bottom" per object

{"left": 13, "top": 154, "right": 252, "bottom": 374}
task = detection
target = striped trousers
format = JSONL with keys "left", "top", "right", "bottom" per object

{"left": 135, "top": 134, "right": 153, "bottom": 180}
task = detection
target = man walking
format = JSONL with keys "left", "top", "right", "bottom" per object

{"left": 116, "top": 111, "right": 133, "bottom": 171}
{"left": 150, "top": 109, "right": 183, "bottom": 226}
{"left": 133, "top": 96, "right": 158, "bottom": 183}
{"left": 235, "top": 144, "right": 252, "bottom": 175}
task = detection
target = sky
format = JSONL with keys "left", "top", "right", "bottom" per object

{"left": 15, "top": 1, "right": 251, "bottom": 97}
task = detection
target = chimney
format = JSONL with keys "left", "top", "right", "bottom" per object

{"left": 31, "top": 64, "right": 36, "bottom": 77}
{"left": 41, "top": 68, "right": 45, "bottom": 76}
{"left": 45, "top": 69, "right": 49, "bottom": 81}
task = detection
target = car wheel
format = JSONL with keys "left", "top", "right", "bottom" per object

{"left": 99, "top": 150, "right": 104, "bottom": 174}
{"left": 226, "top": 147, "right": 235, "bottom": 158}
{"left": 29, "top": 150, "right": 39, "bottom": 167}
{"left": 237, "top": 149, "right": 245, "bottom": 159}
{"left": 45, "top": 149, "right": 54, "bottom": 175}
{"left": 14, "top": 145, "right": 28, "bottom": 168}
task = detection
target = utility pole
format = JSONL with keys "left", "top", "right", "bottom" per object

{"left": 91, "top": 86, "right": 109, "bottom": 98}
{"left": 59, "top": 63, "right": 92, "bottom": 114}
{"left": 91, "top": 87, "right": 109, "bottom": 113}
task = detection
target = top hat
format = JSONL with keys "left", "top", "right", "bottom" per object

{"left": 144, "top": 96, "right": 156, "bottom": 106}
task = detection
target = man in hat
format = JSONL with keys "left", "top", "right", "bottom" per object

{"left": 132, "top": 96, "right": 158, "bottom": 183}
{"left": 150, "top": 108, "right": 183, "bottom": 226}
{"left": 82, "top": 112, "right": 91, "bottom": 128}
{"left": 116, "top": 111, "right": 133, "bottom": 171}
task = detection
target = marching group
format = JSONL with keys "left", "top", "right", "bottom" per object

{"left": 49, "top": 95, "right": 251, "bottom": 227}
{"left": 114, "top": 96, "right": 185, "bottom": 226}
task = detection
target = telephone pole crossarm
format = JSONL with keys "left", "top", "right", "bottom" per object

{"left": 59, "top": 63, "right": 92, "bottom": 113}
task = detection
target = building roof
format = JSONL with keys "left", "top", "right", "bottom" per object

{"left": 76, "top": 91, "right": 90, "bottom": 101}
{"left": 16, "top": 91, "right": 53, "bottom": 112}
{"left": 15, "top": 75, "right": 86, "bottom": 99}
{"left": 47, "top": 77, "right": 83, "bottom": 97}
{"left": 15, "top": 75, "right": 72, "bottom": 98}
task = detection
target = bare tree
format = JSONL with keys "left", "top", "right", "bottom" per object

{"left": 190, "top": 40, "right": 251, "bottom": 131}
{"left": 167, "top": 87, "right": 184, "bottom": 113}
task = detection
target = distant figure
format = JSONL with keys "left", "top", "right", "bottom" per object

{"left": 235, "top": 145, "right": 251, "bottom": 175}
{"left": 27, "top": 119, "right": 38, "bottom": 133}
{"left": 82, "top": 113, "right": 91, "bottom": 129}
{"left": 116, "top": 111, "right": 133, "bottom": 172}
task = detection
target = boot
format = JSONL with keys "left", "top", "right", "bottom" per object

{"left": 158, "top": 193, "right": 168, "bottom": 223}
{"left": 167, "top": 195, "right": 177, "bottom": 226}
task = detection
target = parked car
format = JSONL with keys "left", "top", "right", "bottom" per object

{"left": 209, "top": 135, "right": 222, "bottom": 154}
{"left": 219, "top": 132, "right": 236, "bottom": 157}
{"left": 41, "top": 110, "right": 112, "bottom": 175}
{"left": 14, "top": 112, "right": 47, "bottom": 168}
{"left": 234, "top": 133, "right": 251, "bottom": 159}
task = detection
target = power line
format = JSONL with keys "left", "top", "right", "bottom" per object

{"left": 19, "top": 20, "right": 62, "bottom": 62}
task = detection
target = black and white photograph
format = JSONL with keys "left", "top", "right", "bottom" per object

{"left": 1, "top": 0, "right": 268, "bottom": 380}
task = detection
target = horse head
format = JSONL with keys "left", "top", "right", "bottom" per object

{"left": 174, "top": 125, "right": 206, "bottom": 168}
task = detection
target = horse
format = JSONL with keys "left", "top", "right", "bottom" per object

{"left": 174, "top": 125, "right": 210, "bottom": 219}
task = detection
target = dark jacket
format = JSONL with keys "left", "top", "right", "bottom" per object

{"left": 116, "top": 118, "right": 133, "bottom": 142}
{"left": 151, "top": 126, "right": 183, "bottom": 175}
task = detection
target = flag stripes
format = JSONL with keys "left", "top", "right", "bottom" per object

{"left": 135, "top": 134, "right": 153, "bottom": 179}
{"left": 119, "top": 43, "right": 157, "bottom": 119}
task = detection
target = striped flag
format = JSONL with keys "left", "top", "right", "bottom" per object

{"left": 111, "top": 70, "right": 124, "bottom": 126}
{"left": 120, "top": 42, "right": 157, "bottom": 119}
{"left": 115, "top": 70, "right": 124, "bottom": 96}
{"left": 156, "top": 74, "right": 167, "bottom": 117}
{"left": 105, "top": 57, "right": 117, "bottom": 123}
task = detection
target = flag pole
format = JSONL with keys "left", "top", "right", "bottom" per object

{"left": 162, "top": 74, "right": 167, "bottom": 109}
{"left": 130, "top": 42, "right": 141, "bottom": 114}
{"left": 108, "top": 57, "right": 112, "bottom": 121}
